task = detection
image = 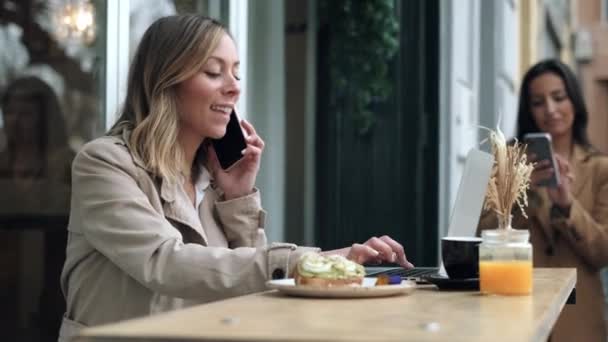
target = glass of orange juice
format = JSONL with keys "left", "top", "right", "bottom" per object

{"left": 479, "top": 229, "right": 532, "bottom": 295}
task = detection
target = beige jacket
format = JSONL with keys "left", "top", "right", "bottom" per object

{"left": 478, "top": 144, "right": 608, "bottom": 342}
{"left": 58, "top": 131, "right": 318, "bottom": 341}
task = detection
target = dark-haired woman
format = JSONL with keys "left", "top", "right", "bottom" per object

{"left": 479, "top": 59, "right": 608, "bottom": 341}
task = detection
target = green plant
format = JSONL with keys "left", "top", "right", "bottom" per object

{"left": 320, "top": 0, "right": 399, "bottom": 135}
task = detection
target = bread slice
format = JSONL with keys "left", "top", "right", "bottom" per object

{"left": 293, "top": 262, "right": 364, "bottom": 287}
{"left": 294, "top": 272, "right": 363, "bottom": 287}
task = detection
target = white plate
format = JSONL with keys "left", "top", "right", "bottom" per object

{"left": 266, "top": 277, "right": 415, "bottom": 298}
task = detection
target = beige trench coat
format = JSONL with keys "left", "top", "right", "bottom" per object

{"left": 58, "top": 131, "right": 318, "bottom": 341}
{"left": 478, "top": 144, "right": 608, "bottom": 342}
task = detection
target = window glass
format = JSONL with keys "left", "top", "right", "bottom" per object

{"left": 129, "top": 0, "right": 228, "bottom": 58}
{"left": 0, "top": 0, "right": 106, "bottom": 217}
{"left": 0, "top": 0, "right": 106, "bottom": 340}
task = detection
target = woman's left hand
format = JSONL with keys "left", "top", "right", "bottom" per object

{"left": 547, "top": 154, "right": 574, "bottom": 210}
{"left": 208, "top": 119, "right": 265, "bottom": 200}
{"left": 322, "top": 235, "right": 415, "bottom": 269}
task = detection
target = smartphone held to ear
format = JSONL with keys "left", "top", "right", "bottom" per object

{"left": 212, "top": 110, "right": 247, "bottom": 170}
{"left": 523, "top": 133, "right": 560, "bottom": 187}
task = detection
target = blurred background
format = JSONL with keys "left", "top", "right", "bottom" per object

{"left": 0, "top": 0, "right": 606, "bottom": 340}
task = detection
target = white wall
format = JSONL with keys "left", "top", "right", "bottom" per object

{"left": 228, "top": 0, "right": 248, "bottom": 117}
{"left": 440, "top": 0, "right": 519, "bottom": 254}
{"left": 479, "top": 0, "right": 519, "bottom": 138}
{"left": 439, "top": 0, "right": 481, "bottom": 244}
{"left": 246, "top": 1, "right": 286, "bottom": 243}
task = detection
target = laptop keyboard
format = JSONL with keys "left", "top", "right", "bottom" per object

{"left": 365, "top": 267, "right": 438, "bottom": 279}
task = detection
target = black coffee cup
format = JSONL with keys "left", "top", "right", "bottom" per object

{"left": 441, "top": 237, "right": 483, "bottom": 279}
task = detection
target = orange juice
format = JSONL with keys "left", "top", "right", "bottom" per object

{"left": 479, "top": 260, "right": 532, "bottom": 295}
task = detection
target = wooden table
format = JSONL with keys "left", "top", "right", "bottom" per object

{"left": 77, "top": 268, "right": 575, "bottom": 342}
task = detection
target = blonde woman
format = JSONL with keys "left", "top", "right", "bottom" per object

{"left": 58, "top": 15, "right": 412, "bottom": 340}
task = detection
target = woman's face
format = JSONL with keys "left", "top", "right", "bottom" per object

{"left": 175, "top": 33, "right": 241, "bottom": 141}
{"left": 528, "top": 72, "right": 575, "bottom": 139}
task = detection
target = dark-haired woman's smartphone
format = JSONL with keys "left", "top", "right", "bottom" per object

{"left": 212, "top": 110, "right": 247, "bottom": 170}
{"left": 524, "top": 133, "right": 561, "bottom": 187}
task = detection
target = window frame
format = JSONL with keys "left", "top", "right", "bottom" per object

{"left": 105, "top": 0, "right": 130, "bottom": 130}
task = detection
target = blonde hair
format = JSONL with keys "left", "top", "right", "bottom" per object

{"left": 108, "top": 15, "right": 228, "bottom": 183}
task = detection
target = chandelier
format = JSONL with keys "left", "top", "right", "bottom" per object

{"left": 54, "top": 0, "right": 96, "bottom": 45}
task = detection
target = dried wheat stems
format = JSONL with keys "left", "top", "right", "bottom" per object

{"left": 482, "top": 126, "right": 534, "bottom": 230}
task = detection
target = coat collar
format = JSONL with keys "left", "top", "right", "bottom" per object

{"left": 569, "top": 144, "right": 593, "bottom": 197}
{"left": 161, "top": 175, "right": 209, "bottom": 245}
{"left": 115, "top": 128, "right": 211, "bottom": 244}
{"left": 119, "top": 129, "right": 148, "bottom": 171}
{"left": 116, "top": 128, "right": 212, "bottom": 202}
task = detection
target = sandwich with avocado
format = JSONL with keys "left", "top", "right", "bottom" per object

{"left": 294, "top": 252, "right": 365, "bottom": 287}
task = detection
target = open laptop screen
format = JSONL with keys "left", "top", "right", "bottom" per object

{"left": 365, "top": 148, "right": 494, "bottom": 279}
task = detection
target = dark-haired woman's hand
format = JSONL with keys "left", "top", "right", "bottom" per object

{"left": 208, "top": 119, "right": 265, "bottom": 200}
{"left": 528, "top": 153, "right": 555, "bottom": 189}
{"left": 546, "top": 154, "right": 574, "bottom": 211}
{"left": 529, "top": 153, "right": 573, "bottom": 210}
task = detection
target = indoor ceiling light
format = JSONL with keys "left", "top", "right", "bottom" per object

{"left": 54, "top": 0, "right": 96, "bottom": 45}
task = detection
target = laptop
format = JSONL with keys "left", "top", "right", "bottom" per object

{"left": 365, "top": 148, "right": 494, "bottom": 282}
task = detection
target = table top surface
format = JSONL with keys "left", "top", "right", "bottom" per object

{"left": 78, "top": 268, "right": 576, "bottom": 342}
